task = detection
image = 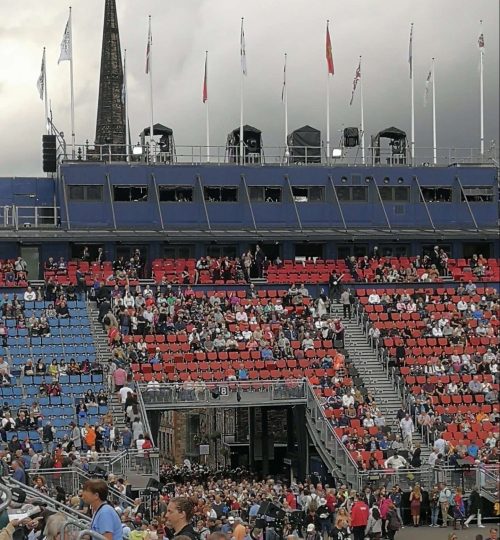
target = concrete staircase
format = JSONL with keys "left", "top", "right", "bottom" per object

{"left": 87, "top": 301, "right": 127, "bottom": 434}
{"left": 329, "top": 302, "right": 430, "bottom": 463}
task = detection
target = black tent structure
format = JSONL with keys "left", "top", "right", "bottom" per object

{"left": 287, "top": 125, "right": 321, "bottom": 164}
{"left": 371, "top": 126, "right": 408, "bottom": 164}
{"left": 140, "top": 123, "right": 176, "bottom": 162}
{"left": 226, "top": 125, "right": 263, "bottom": 164}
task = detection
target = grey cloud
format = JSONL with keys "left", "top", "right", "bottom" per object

{"left": 0, "top": 0, "right": 498, "bottom": 176}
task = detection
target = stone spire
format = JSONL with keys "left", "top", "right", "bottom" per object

{"left": 95, "top": 0, "right": 125, "bottom": 146}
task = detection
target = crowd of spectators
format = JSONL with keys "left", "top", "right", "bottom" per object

{"left": 359, "top": 283, "right": 499, "bottom": 476}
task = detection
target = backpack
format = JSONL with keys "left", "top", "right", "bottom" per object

{"left": 388, "top": 511, "right": 401, "bottom": 531}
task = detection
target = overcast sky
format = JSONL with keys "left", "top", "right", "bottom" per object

{"left": 0, "top": 0, "right": 498, "bottom": 176}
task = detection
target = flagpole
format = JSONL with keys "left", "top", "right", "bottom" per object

{"left": 431, "top": 57, "right": 437, "bottom": 165}
{"left": 43, "top": 48, "right": 49, "bottom": 135}
{"left": 240, "top": 18, "right": 245, "bottom": 166}
{"left": 68, "top": 7, "right": 76, "bottom": 158}
{"left": 410, "top": 23, "right": 415, "bottom": 165}
{"left": 148, "top": 16, "right": 155, "bottom": 160}
{"left": 205, "top": 51, "right": 210, "bottom": 163}
{"left": 124, "top": 49, "right": 130, "bottom": 163}
{"left": 284, "top": 53, "right": 288, "bottom": 160}
{"left": 479, "top": 20, "right": 484, "bottom": 156}
{"left": 359, "top": 56, "right": 365, "bottom": 165}
{"left": 326, "top": 21, "right": 331, "bottom": 164}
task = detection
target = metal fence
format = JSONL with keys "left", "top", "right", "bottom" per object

{"left": 139, "top": 379, "right": 307, "bottom": 408}
{"left": 61, "top": 142, "right": 499, "bottom": 167}
{"left": 0, "top": 205, "right": 59, "bottom": 228}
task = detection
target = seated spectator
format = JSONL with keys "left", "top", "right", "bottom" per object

{"left": 54, "top": 300, "right": 70, "bottom": 319}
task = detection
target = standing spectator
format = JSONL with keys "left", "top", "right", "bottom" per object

{"left": 399, "top": 413, "right": 414, "bottom": 450}
{"left": 365, "top": 506, "right": 382, "bottom": 540}
{"left": 11, "top": 460, "right": 26, "bottom": 484}
{"left": 166, "top": 497, "right": 198, "bottom": 540}
{"left": 350, "top": 493, "right": 369, "bottom": 540}
{"left": 409, "top": 484, "right": 422, "bottom": 527}
{"left": 82, "top": 479, "right": 123, "bottom": 540}
{"left": 386, "top": 501, "right": 402, "bottom": 540}
{"left": 429, "top": 485, "right": 441, "bottom": 527}
{"left": 464, "top": 486, "right": 484, "bottom": 528}
{"left": 438, "top": 482, "right": 452, "bottom": 528}
{"left": 452, "top": 487, "right": 466, "bottom": 530}
{"left": 340, "top": 289, "right": 352, "bottom": 320}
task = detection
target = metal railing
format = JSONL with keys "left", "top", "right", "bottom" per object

{"left": 0, "top": 205, "right": 59, "bottom": 228}
{"left": 61, "top": 143, "right": 499, "bottom": 168}
{"left": 5, "top": 476, "right": 90, "bottom": 523}
{"left": 138, "top": 379, "right": 307, "bottom": 408}
{"left": 30, "top": 466, "right": 135, "bottom": 508}
{"left": 305, "top": 381, "right": 361, "bottom": 487}
{"left": 108, "top": 447, "right": 160, "bottom": 479}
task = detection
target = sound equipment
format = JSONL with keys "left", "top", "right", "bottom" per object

{"left": 343, "top": 127, "right": 359, "bottom": 148}
{"left": 42, "top": 134, "right": 57, "bottom": 173}
{"left": 257, "top": 501, "right": 286, "bottom": 521}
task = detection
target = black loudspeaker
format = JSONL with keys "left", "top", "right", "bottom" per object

{"left": 343, "top": 127, "right": 359, "bottom": 148}
{"left": 247, "top": 138, "right": 259, "bottom": 152}
{"left": 42, "top": 135, "right": 57, "bottom": 172}
{"left": 146, "top": 478, "right": 163, "bottom": 492}
{"left": 257, "top": 501, "right": 286, "bottom": 521}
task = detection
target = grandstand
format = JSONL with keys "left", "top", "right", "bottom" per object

{"left": 0, "top": 0, "right": 498, "bottom": 536}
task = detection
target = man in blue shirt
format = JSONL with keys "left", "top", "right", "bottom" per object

{"left": 82, "top": 479, "right": 123, "bottom": 540}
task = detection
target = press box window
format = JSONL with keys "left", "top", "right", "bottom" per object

{"left": 67, "top": 185, "right": 103, "bottom": 201}
{"left": 380, "top": 186, "right": 410, "bottom": 202}
{"left": 204, "top": 186, "right": 238, "bottom": 202}
{"left": 461, "top": 186, "right": 494, "bottom": 202}
{"left": 159, "top": 186, "right": 193, "bottom": 202}
{"left": 420, "top": 187, "right": 452, "bottom": 202}
{"left": 249, "top": 186, "right": 282, "bottom": 202}
{"left": 113, "top": 186, "right": 148, "bottom": 202}
{"left": 292, "top": 186, "right": 324, "bottom": 203}
{"left": 336, "top": 186, "right": 367, "bottom": 202}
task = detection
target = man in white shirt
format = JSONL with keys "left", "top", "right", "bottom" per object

{"left": 434, "top": 434, "right": 447, "bottom": 456}
{"left": 119, "top": 386, "right": 133, "bottom": 404}
{"left": 384, "top": 452, "right": 408, "bottom": 469}
{"left": 399, "top": 414, "right": 414, "bottom": 449}
{"left": 368, "top": 290, "right": 381, "bottom": 304}
{"left": 428, "top": 448, "right": 439, "bottom": 467}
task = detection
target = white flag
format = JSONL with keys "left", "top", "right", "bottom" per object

{"left": 37, "top": 49, "right": 46, "bottom": 100}
{"left": 423, "top": 68, "right": 432, "bottom": 107}
{"left": 145, "top": 21, "right": 152, "bottom": 74}
{"left": 58, "top": 15, "right": 72, "bottom": 64}
{"left": 240, "top": 19, "right": 247, "bottom": 76}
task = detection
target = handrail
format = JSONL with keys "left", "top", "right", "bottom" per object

{"left": 60, "top": 143, "right": 500, "bottom": 167}
{"left": 60, "top": 519, "right": 90, "bottom": 540}
{"left": 136, "top": 382, "right": 155, "bottom": 445}
{"left": 77, "top": 530, "right": 107, "bottom": 540}
{"left": 6, "top": 477, "right": 90, "bottom": 522}
{"left": 0, "top": 483, "right": 12, "bottom": 512}
{"left": 305, "top": 381, "right": 361, "bottom": 485}
{"left": 138, "top": 379, "right": 308, "bottom": 409}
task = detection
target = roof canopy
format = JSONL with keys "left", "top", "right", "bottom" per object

{"left": 141, "top": 123, "right": 173, "bottom": 137}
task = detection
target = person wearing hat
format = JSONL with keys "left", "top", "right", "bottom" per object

{"left": 305, "top": 523, "right": 320, "bottom": 540}
{"left": 316, "top": 498, "right": 331, "bottom": 539}
{"left": 221, "top": 516, "right": 234, "bottom": 535}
